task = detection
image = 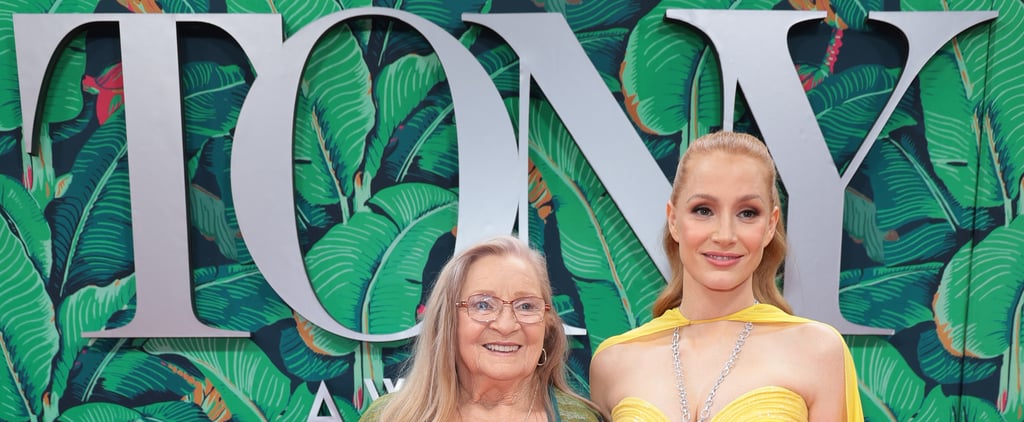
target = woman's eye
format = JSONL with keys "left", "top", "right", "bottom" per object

{"left": 739, "top": 209, "right": 758, "bottom": 219}
{"left": 472, "top": 300, "right": 495, "bottom": 311}
{"left": 693, "top": 206, "right": 712, "bottom": 216}
{"left": 516, "top": 301, "right": 539, "bottom": 311}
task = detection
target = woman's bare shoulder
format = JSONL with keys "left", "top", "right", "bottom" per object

{"left": 768, "top": 319, "right": 847, "bottom": 372}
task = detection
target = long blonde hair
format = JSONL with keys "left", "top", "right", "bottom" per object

{"left": 375, "top": 235, "right": 593, "bottom": 420}
{"left": 652, "top": 131, "right": 792, "bottom": 317}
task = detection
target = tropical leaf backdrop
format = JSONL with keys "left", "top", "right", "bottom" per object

{"left": 0, "top": 0, "right": 1021, "bottom": 420}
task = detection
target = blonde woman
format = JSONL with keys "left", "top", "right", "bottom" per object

{"left": 360, "top": 235, "right": 602, "bottom": 421}
{"left": 590, "top": 132, "right": 863, "bottom": 421}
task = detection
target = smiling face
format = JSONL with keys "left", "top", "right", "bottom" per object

{"left": 455, "top": 254, "right": 547, "bottom": 389}
{"left": 667, "top": 150, "right": 780, "bottom": 295}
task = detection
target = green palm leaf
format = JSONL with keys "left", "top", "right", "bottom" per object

{"left": 48, "top": 111, "right": 132, "bottom": 298}
{"left": 975, "top": 0, "right": 1024, "bottom": 218}
{"left": 194, "top": 264, "right": 292, "bottom": 331}
{"left": 0, "top": 175, "right": 51, "bottom": 278}
{"left": 934, "top": 216, "right": 1024, "bottom": 417}
{"left": 839, "top": 263, "right": 942, "bottom": 330}
{"left": 143, "top": 338, "right": 292, "bottom": 422}
{"left": 189, "top": 183, "right": 242, "bottom": 261}
{"left": 919, "top": 48, "right": 988, "bottom": 209}
{"left": 881, "top": 223, "right": 960, "bottom": 266}
{"left": 934, "top": 217, "right": 1024, "bottom": 359}
{"left": 289, "top": 313, "right": 360, "bottom": 357}
{"left": 365, "top": 52, "right": 446, "bottom": 188}
{"left": 910, "top": 387, "right": 1004, "bottom": 421}
{"left": 829, "top": 0, "right": 884, "bottom": 30}
{"left": 0, "top": 133, "right": 13, "bottom": 162}
{"left": 181, "top": 62, "right": 250, "bottom": 152}
{"left": 58, "top": 401, "right": 212, "bottom": 421}
{"left": 305, "top": 183, "right": 456, "bottom": 335}
{"left": 808, "top": 65, "right": 916, "bottom": 171}
{"left": 523, "top": 98, "right": 661, "bottom": 348}
{"left": 620, "top": 0, "right": 778, "bottom": 138}
{"left": 67, "top": 343, "right": 195, "bottom": 405}
{"left": 848, "top": 335, "right": 925, "bottom": 421}
{"left": 293, "top": 24, "right": 374, "bottom": 217}
{"left": 547, "top": 0, "right": 649, "bottom": 32}
{"left": 227, "top": 0, "right": 339, "bottom": 37}
{"left": 916, "top": 326, "right": 998, "bottom": 385}
{"left": 374, "top": 90, "right": 456, "bottom": 185}
{"left": 42, "top": 34, "right": 86, "bottom": 125}
{"left": 365, "top": 0, "right": 489, "bottom": 69}
{"left": 134, "top": 401, "right": 211, "bottom": 420}
{"left": 842, "top": 188, "right": 888, "bottom": 263}
{"left": 278, "top": 323, "right": 352, "bottom": 381}
{"left": 51, "top": 275, "right": 134, "bottom": 412}
{"left": 0, "top": 0, "right": 95, "bottom": 131}
{"left": 56, "top": 402, "right": 143, "bottom": 422}
{"left": 275, "top": 384, "right": 316, "bottom": 422}
{"left": 621, "top": 0, "right": 722, "bottom": 137}
{"left": 576, "top": 28, "right": 631, "bottom": 93}
{"left": 863, "top": 136, "right": 967, "bottom": 235}
{"left": 0, "top": 208, "right": 57, "bottom": 421}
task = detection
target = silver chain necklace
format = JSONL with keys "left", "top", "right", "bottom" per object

{"left": 671, "top": 321, "right": 753, "bottom": 422}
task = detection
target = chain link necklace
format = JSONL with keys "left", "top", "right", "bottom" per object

{"left": 671, "top": 320, "right": 754, "bottom": 422}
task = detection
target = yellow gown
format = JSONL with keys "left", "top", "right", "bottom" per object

{"left": 593, "top": 304, "right": 864, "bottom": 422}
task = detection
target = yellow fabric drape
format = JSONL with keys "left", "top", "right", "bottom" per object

{"left": 593, "top": 304, "right": 864, "bottom": 422}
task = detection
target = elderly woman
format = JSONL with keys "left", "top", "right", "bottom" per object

{"left": 360, "top": 235, "right": 602, "bottom": 421}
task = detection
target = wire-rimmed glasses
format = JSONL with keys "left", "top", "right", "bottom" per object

{"left": 456, "top": 294, "right": 551, "bottom": 324}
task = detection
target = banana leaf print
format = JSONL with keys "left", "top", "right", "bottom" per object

{"left": 854, "top": 135, "right": 974, "bottom": 265}
{"left": 0, "top": 0, "right": 96, "bottom": 131}
{"left": 193, "top": 265, "right": 291, "bottom": 332}
{"left": 0, "top": 175, "right": 51, "bottom": 278}
{"left": 278, "top": 315, "right": 355, "bottom": 381}
{"left": 520, "top": 98, "right": 662, "bottom": 348}
{"left": 0, "top": 188, "right": 58, "bottom": 421}
{"left": 541, "top": 0, "right": 653, "bottom": 32}
{"left": 1, "top": 0, "right": 1023, "bottom": 420}
{"left": 848, "top": 335, "right": 926, "bottom": 421}
{"left": 363, "top": 0, "right": 489, "bottom": 70}
{"left": 47, "top": 109, "right": 132, "bottom": 299}
{"left": 293, "top": 22, "right": 374, "bottom": 221}
{"left": 58, "top": 400, "right": 210, "bottom": 421}
{"left": 143, "top": 338, "right": 296, "bottom": 422}
{"left": 915, "top": 325, "right": 998, "bottom": 385}
{"left": 934, "top": 216, "right": 1024, "bottom": 418}
{"left": 807, "top": 64, "right": 917, "bottom": 172}
{"left": 828, "top": 0, "right": 885, "bottom": 30}
{"left": 620, "top": 0, "right": 777, "bottom": 140}
{"left": 50, "top": 275, "right": 134, "bottom": 418}
{"left": 64, "top": 341, "right": 195, "bottom": 408}
{"left": 839, "top": 263, "right": 941, "bottom": 330}
{"left": 182, "top": 62, "right": 249, "bottom": 156}
{"left": 910, "top": 388, "right": 1004, "bottom": 422}
{"left": 970, "top": 0, "right": 1024, "bottom": 222}
{"left": 227, "top": 0, "right": 341, "bottom": 37}
{"left": 364, "top": 51, "right": 446, "bottom": 190}
{"left": 305, "top": 182, "right": 455, "bottom": 335}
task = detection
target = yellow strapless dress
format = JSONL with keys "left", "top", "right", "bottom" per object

{"left": 594, "top": 304, "right": 864, "bottom": 422}
{"left": 611, "top": 386, "right": 807, "bottom": 421}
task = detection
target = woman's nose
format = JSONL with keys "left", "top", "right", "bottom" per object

{"left": 712, "top": 219, "right": 737, "bottom": 243}
{"left": 489, "top": 304, "right": 521, "bottom": 332}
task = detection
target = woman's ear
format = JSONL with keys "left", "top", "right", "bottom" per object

{"left": 765, "top": 205, "right": 780, "bottom": 246}
{"left": 666, "top": 202, "right": 678, "bottom": 239}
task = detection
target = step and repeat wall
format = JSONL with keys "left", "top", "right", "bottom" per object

{"left": 1, "top": 0, "right": 1022, "bottom": 421}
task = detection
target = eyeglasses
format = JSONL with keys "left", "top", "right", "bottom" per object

{"left": 456, "top": 294, "right": 551, "bottom": 324}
